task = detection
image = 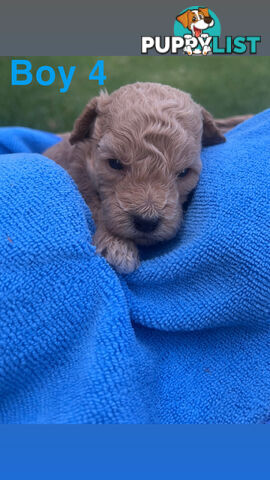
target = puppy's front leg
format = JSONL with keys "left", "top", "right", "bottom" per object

{"left": 93, "top": 225, "right": 140, "bottom": 274}
{"left": 183, "top": 45, "right": 193, "bottom": 55}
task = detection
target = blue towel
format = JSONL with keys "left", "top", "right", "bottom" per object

{"left": 0, "top": 114, "right": 269, "bottom": 424}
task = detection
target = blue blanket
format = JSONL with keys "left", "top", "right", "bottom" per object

{"left": 0, "top": 115, "right": 269, "bottom": 424}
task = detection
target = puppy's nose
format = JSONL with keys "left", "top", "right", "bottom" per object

{"left": 132, "top": 215, "right": 160, "bottom": 233}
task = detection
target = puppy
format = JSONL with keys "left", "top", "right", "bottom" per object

{"left": 176, "top": 7, "right": 215, "bottom": 55}
{"left": 43, "top": 82, "right": 245, "bottom": 274}
{"left": 176, "top": 7, "right": 214, "bottom": 38}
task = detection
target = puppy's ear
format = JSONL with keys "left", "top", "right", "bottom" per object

{"left": 176, "top": 10, "right": 191, "bottom": 29}
{"left": 69, "top": 97, "right": 98, "bottom": 145}
{"left": 201, "top": 107, "right": 226, "bottom": 147}
{"left": 198, "top": 7, "right": 209, "bottom": 17}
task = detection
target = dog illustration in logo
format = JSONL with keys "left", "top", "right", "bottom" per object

{"left": 176, "top": 7, "right": 215, "bottom": 55}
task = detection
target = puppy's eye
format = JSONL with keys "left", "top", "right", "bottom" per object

{"left": 199, "top": 14, "right": 203, "bottom": 19}
{"left": 177, "top": 168, "right": 190, "bottom": 178}
{"left": 108, "top": 158, "right": 124, "bottom": 170}
{"left": 192, "top": 16, "right": 196, "bottom": 21}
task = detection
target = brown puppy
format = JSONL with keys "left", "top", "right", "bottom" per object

{"left": 43, "top": 82, "right": 248, "bottom": 273}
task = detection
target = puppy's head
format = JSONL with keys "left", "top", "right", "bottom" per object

{"left": 70, "top": 82, "right": 224, "bottom": 245}
{"left": 176, "top": 8, "right": 214, "bottom": 36}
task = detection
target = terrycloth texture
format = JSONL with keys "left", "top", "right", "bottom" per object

{"left": 0, "top": 127, "right": 61, "bottom": 155}
{"left": 0, "top": 113, "right": 269, "bottom": 424}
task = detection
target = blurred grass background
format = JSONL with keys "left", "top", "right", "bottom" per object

{"left": 0, "top": 56, "right": 269, "bottom": 133}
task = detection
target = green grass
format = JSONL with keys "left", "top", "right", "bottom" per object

{"left": 1, "top": 56, "right": 270, "bottom": 133}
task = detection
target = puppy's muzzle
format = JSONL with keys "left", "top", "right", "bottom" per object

{"left": 132, "top": 215, "right": 160, "bottom": 233}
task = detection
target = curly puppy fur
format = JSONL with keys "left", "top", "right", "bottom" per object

{"left": 44, "top": 82, "right": 248, "bottom": 273}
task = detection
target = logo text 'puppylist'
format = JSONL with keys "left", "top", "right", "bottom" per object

{"left": 141, "top": 6, "right": 261, "bottom": 55}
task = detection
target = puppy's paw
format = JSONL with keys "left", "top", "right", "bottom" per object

{"left": 202, "top": 46, "right": 211, "bottom": 55}
{"left": 93, "top": 232, "right": 140, "bottom": 274}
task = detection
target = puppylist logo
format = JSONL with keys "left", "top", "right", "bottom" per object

{"left": 174, "top": 6, "right": 220, "bottom": 55}
{"left": 141, "top": 6, "right": 261, "bottom": 55}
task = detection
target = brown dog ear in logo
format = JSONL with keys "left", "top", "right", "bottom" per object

{"left": 176, "top": 10, "right": 192, "bottom": 29}
{"left": 198, "top": 7, "right": 210, "bottom": 17}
